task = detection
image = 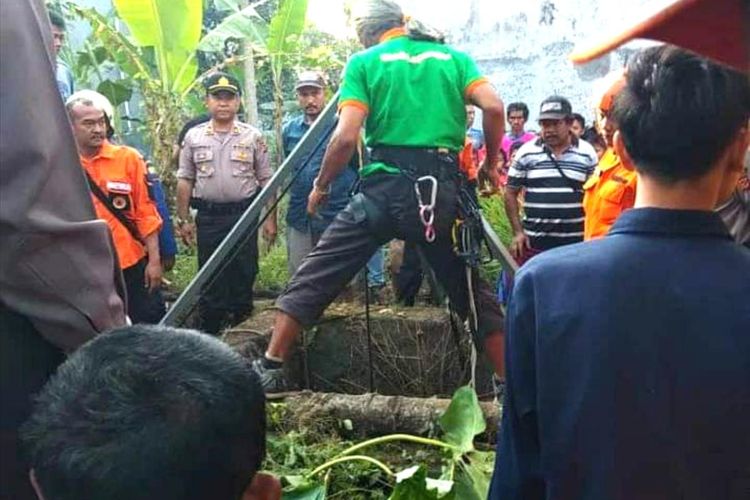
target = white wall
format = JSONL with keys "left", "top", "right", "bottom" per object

{"left": 399, "top": 0, "right": 672, "bottom": 129}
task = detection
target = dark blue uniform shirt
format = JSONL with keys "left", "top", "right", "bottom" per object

{"left": 282, "top": 115, "right": 358, "bottom": 235}
{"left": 490, "top": 208, "right": 750, "bottom": 500}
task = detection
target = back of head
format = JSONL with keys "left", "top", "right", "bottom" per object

{"left": 353, "top": 0, "right": 444, "bottom": 47}
{"left": 23, "top": 325, "right": 266, "bottom": 500}
{"left": 613, "top": 45, "right": 750, "bottom": 183}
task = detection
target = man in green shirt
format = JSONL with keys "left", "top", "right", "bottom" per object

{"left": 254, "top": 0, "right": 507, "bottom": 392}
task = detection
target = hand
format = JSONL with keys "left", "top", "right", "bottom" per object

{"left": 177, "top": 221, "right": 196, "bottom": 247}
{"left": 262, "top": 218, "right": 278, "bottom": 246}
{"left": 481, "top": 158, "right": 501, "bottom": 189}
{"left": 510, "top": 232, "right": 530, "bottom": 261}
{"left": 161, "top": 255, "right": 175, "bottom": 273}
{"left": 306, "top": 188, "right": 329, "bottom": 217}
{"left": 144, "top": 260, "right": 162, "bottom": 293}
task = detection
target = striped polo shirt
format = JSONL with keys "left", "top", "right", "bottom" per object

{"left": 508, "top": 138, "right": 598, "bottom": 250}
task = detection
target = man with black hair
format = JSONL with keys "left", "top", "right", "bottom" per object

{"left": 504, "top": 96, "right": 598, "bottom": 261}
{"left": 490, "top": 45, "right": 750, "bottom": 499}
{"left": 176, "top": 72, "right": 277, "bottom": 334}
{"left": 22, "top": 325, "right": 280, "bottom": 500}
{"left": 501, "top": 102, "right": 536, "bottom": 157}
{"left": 47, "top": 8, "right": 74, "bottom": 101}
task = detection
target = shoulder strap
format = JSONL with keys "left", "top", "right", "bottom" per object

{"left": 84, "top": 172, "right": 145, "bottom": 245}
{"left": 544, "top": 147, "right": 583, "bottom": 194}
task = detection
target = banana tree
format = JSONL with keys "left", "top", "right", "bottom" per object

{"left": 267, "top": 0, "right": 309, "bottom": 167}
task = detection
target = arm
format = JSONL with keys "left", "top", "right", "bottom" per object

{"left": 308, "top": 105, "right": 367, "bottom": 216}
{"left": 469, "top": 82, "right": 505, "bottom": 170}
{"left": 489, "top": 271, "right": 543, "bottom": 500}
{"left": 504, "top": 186, "right": 530, "bottom": 259}
{"left": 176, "top": 178, "right": 196, "bottom": 246}
{"left": 254, "top": 133, "right": 277, "bottom": 244}
{"left": 143, "top": 230, "right": 161, "bottom": 292}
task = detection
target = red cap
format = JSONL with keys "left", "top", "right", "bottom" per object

{"left": 570, "top": 0, "right": 749, "bottom": 72}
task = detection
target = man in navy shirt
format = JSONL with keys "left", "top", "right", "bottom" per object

{"left": 282, "top": 71, "right": 360, "bottom": 275}
{"left": 490, "top": 45, "right": 750, "bottom": 500}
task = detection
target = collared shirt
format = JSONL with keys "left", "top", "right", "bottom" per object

{"left": 55, "top": 60, "right": 74, "bottom": 101}
{"left": 582, "top": 147, "right": 637, "bottom": 240}
{"left": 507, "top": 137, "right": 598, "bottom": 250}
{"left": 0, "top": 0, "right": 126, "bottom": 352}
{"left": 282, "top": 115, "right": 358, "bottom": 234}
{"left": 338, "top": 30, "right": 487, "bottom": 177}
{"left": 490, "top": 208, "right": 750, "bottom": 500}
{"left": 501, "top": 130, "right": 536, "bottom": 157}
{"left": 80, "top": 141, "right": 162, "bottom": 269}
{"left": 178, "top": 120, "right": 272, "bottom": 202}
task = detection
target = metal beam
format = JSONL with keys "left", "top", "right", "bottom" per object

{"left": 481, "top": 214, "right": 519, "bottom": 276}
{"left": 160, "top": 92, "right": 341, "bottom": 327}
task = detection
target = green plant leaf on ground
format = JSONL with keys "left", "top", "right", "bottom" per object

{"left": 389, "top": 466, "right": 440, "bottom": 500}
{"left": 452, "top": 451, "right": 494, "bottom": 500}
{"left": 282, "top": 478, "right": 326, "bottom": 500}
{"left": 438, "top": 386, "right": 486, "bottom": 454}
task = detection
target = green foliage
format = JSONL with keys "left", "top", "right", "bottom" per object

{"left": 112, "top": 0, "right": 203, "bottom": 92}
{"left": 279, "top": 386, "right": 494, "bottom": 500}
{"left": 439, "top": 386, "right": 486, "bottom": 455}
{"left": 197, "top": 5, "right": 267, "bottom": 53}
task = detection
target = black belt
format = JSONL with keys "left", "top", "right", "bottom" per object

{"left": 370, "top": 145, "right": 459, "bottom": 181}
{"left": 191, "top": 197, "right": 254, "bottom": 215}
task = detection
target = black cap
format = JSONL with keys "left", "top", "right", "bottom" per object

{"left": 204, "top": 72, "right": 241, "bottom": 95}
{"left": 538, "top": 96, "right": 572, "bottom": 120}
{"left": 295, "top": 71, "right": 326, "bottom": 91}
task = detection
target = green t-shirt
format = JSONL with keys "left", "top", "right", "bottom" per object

{"left": 339, "top": 35, "right": 486, "bottom": 177}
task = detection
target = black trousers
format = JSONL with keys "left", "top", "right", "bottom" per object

{"left": 0, "top": 306, "right": 65, "bottom": 500}
{"left": 277, "top": 172, "right": 504, "bottom": 341}
{"left": 196, "top": 211, "right": 259, "bottom": 335}
{"left": 122, "top": 258, "right": 166, "bottom": 324}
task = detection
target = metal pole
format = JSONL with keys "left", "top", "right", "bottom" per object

{"left": 160, "top": 92, "right": 341, "bottom": 327}
{"left": 481, "top": 214, "right": 519, "bottom": 276}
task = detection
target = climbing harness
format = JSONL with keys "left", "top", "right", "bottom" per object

{"left": 414, "top": 175, "right": 438, "bottom": 242}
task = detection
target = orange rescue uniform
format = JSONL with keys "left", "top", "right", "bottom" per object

{"left": 459, "top": 137, "right": 478, "bottom": 181}
{"left": 582, "top": 147, "right": 637, "bottom": 240}
{"left": 80, "top": 141, "right": 162, "bottom": 269}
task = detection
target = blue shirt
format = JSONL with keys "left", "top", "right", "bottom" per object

{"left": 146, "top": 173, "right": 177, "bottom": 259}
{"left": 282, "top": 115, "right": 358, "bottom": 234}
{"left": 491, "top": 208, "right": 750, "bottom": 500}
{"left": 56, "top": 60, "right": 74, "bottom": 101}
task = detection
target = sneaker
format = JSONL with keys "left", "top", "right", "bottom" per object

{"left": 251, "top": 358, "right": 291, "bottom": 397}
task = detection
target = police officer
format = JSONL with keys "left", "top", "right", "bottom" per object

{"left": 176, "top": 72, "right": 277, "bottom": 334}
{"left": 253, "top": 0, "right": 507, "bottom": 392}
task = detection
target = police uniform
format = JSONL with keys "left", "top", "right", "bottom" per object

{"left": 177, "top": 74, "right": 272, "bottom": 334}
{"left": 275, "top": 27, "right": 503, "bottom": 340}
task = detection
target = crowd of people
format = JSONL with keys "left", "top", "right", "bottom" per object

{"left": 1, "top": 0, "right": 748, "bottom": 498}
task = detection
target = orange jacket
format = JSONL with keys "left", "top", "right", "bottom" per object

{"left": 583, "top": 148, "right": 637, "bottom": 240}
{"left": 459, "top": 137, "right": 478, "bottom": 181}
{"left": 80, "top": 141, "right": 162, "bottom": 269}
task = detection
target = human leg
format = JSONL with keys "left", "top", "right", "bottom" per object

{"left": 419, "top": 240, "right": 505, "bottom": 376}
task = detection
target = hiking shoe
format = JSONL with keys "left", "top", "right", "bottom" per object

{"left": 251, "top": 358, "right": 290, "bottom": 396}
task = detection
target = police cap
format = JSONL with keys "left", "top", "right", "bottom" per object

{"left": 204, "top": 72, "right": 241, "bottom": 96}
